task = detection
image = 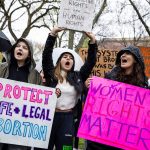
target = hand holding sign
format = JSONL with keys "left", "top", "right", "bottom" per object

{"left": 78, "top": 76, "right": 150, "bottom": 150}
{"left": 85, "top": 77, "right": 93, "bottom": 88}
{"left": 58, "top": 0, "right": 95, "bottom": 32}
{"left": 85, "top": 32, "right": 96, "bottom": 44}
{"left": 50, "top": 26, "right": 65, "bottom": 36}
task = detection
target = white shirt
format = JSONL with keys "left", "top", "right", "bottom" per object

{"left": 56, "top": 79, "right": 78, "bottom": 110}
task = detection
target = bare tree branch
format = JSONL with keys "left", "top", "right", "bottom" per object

{"left": 0, "top": 0, "right": 59, "bottom": 41}
{"left": 145, "top": 0, "right": 150, "bottom": 5}
{"left": 129, "top": 0, "right": 150, "bottom": 36}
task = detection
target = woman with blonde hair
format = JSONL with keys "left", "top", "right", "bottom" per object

{"left": 35, "top": 27, "right": 97, "bottom": 150}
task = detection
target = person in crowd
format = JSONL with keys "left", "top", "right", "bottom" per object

{"left": 86, "top": 45, "right": 149, "bottom": 150}
{"left": 34, "top": 26, "right": 97, "bottom": 150}
{"left": 0, "top": 38, "right": 42, "bottom": 150}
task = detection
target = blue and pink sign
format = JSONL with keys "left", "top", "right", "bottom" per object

{"left": 0, "top": 78, "right": 57, "bottom": 148}
{"left": 78, "top": 76, "right": 150, "bottom": 150}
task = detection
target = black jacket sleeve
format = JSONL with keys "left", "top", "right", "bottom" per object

{"left": 42, "top": 34, "right": 56, "bottom": 80}
{"left": 79, "top": 41, "right": 98, "bottom": 82}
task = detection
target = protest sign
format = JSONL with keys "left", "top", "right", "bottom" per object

{"left": 139, "top": 46, "right": 150, "bottom": 78}
{"left": 0, "top": 78, "right": 57, "bottom": 149}
{"left": 58, "top": 0, "right": 95, "bottom": 32}
{"left": 79, "top": 48, "right": 119, "bottom": 77}
{"left": 78, "top": 76, "right": 150, "bottom": 150}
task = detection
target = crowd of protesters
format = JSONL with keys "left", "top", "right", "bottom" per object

{"left": 0, "top": 25, "right": 150, "bottom": 150}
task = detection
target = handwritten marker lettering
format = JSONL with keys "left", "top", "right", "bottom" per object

{"left": 78, "top": 76, "right": 150, "bottom": 150}
{"left": 0, "top": 79, "right": 57, "bottom": 148}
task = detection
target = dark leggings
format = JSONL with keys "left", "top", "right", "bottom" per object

{"left": 34, "top": 111, "right": 74, "bottom": 150}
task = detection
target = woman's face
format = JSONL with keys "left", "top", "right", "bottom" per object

{"left": 120, "top": 52, "right": 136, "bottom": 74}
{"left": 14, "top": 41, "right": 30, "bottom": 65}
{"left": 60, "top": 53, "right": 74, "bottom": 71}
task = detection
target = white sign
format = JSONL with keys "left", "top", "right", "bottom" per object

{"left": 0, "top": 78, "right": 57, "bottom": 149}
{"left": 58, "top": 0, "right": 95, "bottom": 32}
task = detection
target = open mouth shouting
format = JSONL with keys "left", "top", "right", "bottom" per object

{"left": 14, "top": 41, "right": 30, "bottom": 64}
{"left": 120, "top": 52, "right": 136, "bottom": 69}
{"left": 16, "top": 51, "right": 23, "bottom": 57}
{"left": 63, "top": 61, "right": 73, "bottom": 70}
{"left": 121, "top": 58, "right": 128, "bottom": 64}
{"left": 65, "top": 61, "right": 70, "bottom": 67}
{"left": 60, "top": 53, "right": 74, "bottom": 71}
{"left": 61, "top": 58, "right": 73, "bottom": 71}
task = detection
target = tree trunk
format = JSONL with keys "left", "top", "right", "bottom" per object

{"left": 68, "top": 30, "right": 75, "bottom": 49}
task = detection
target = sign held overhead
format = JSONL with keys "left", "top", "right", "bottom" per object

{"left": 58, "top": 0, "right": 95, "bottom": 32}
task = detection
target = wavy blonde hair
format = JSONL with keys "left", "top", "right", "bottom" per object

{"left": 54, "top": 60, "right": 64, "bottom": 83}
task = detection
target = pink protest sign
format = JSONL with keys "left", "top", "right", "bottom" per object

{"left": 78, "top": 76, "right": 150, "bottom": 150}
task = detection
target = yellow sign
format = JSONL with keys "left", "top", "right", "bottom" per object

{"left": 79, "top": 47, "right": 150, "bottom": 78}
{"left": 79, "top": 48, "right": 119, "bottom": 77}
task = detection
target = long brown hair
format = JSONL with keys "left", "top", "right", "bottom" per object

{"left": 116, "top": 62, "right": 146, "bottom": 87}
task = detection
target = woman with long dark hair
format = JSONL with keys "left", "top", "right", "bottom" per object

{"left": 106, "top": 45, "right": 148, "bottom": 87}
{"left": 86, "top": 45, "right": 148, "bottom": 150}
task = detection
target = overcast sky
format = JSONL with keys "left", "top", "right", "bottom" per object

{"left": 3, "top": 0, "right": 149, "bottom": 44}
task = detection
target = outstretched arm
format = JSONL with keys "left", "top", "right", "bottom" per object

{"left": 42, "top": 27, "right": 64, "bottom": 79}
{"left": 79, "top": 32, "right": 97, "bottom": 82}
{"left": 85, "top": 32, "right": 96, "bottom": 44}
